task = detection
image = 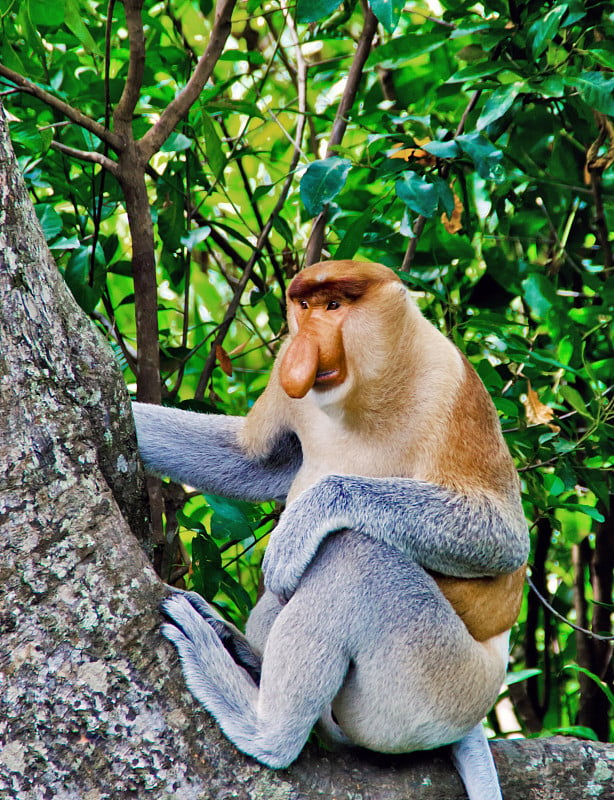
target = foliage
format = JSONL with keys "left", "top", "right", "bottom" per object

{"left": 1, "top": 0, "right": 612, "bottom": 743}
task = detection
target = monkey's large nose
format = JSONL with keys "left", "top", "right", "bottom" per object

{"left": 279, "top": 332, "right": 319, "bottom": 398}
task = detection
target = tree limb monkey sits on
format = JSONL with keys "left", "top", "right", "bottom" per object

{"left": 133, "top": 260, "right": 529, "bottom": 800}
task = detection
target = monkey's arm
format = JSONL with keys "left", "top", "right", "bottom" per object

{"left": 132, "top": 402, "right": 302, "bottom": 502}
{"left": 262, "top": 474, "right": 529, "bottom": 597}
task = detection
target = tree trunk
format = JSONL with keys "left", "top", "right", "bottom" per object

{"left": 0, "top": 104, "right": 612, "bottom": 800}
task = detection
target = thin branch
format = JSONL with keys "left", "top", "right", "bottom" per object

{"left": 50, "top": 140, "right": 119, "bottom": 175}
{"left": 0, "top": 64, "right": 124, "bottom": 151}
{"left": 139, "top": 0, "right": 237, "bottom": 160}
{"left": 305, "top": 2, "right": 379, "bottom": 265}
{"left": 194, "top": 1, "right": 308, "bottom": 399}
{"left": 113, "top": 0, "right": 146, "bottom": 141}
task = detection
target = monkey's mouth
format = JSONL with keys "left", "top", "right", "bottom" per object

{"left": 315, "top": 369, "right": 342, "bottom": 387}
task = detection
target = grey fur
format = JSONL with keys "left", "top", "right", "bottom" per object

{"left": 262, "top": 473, "right": 529, "bottom": 599}
{"left": 133, "top": 401, "right": 524, "bottom": 799}
{"left": 161, "top": 534, "right": 506, "bottom": 779}
{"left": 132, "top": 402, "right": 301, "bottom": 502}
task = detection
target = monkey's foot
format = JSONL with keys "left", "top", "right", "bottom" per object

{"left": 161, "top": 589, "right": 262, "bottom": 684}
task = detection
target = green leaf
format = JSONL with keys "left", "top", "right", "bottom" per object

{"left": 160, "top": 132, "right": 193, "bottom": 153}
{"left": 477, "top": 83, "right": 524, "bottom": 130}
{"left": 181, "top": 225, "right": 211, "bottom": 250}
{"left": 204, "top": 494, "right": 250, "bottom": 524}
{"left": 35, "top": 205, "right": 63, "bottom": 241}
{"left": 220, "top": 573, "right": 252, "bottom": 616}
{"left": 455, "top": 133, "right": 504, "bottom": 182}
{"left": 191, "top": 533, "right": 224, "bottom": 600}
{"left": 64, "top": 0, "right": 100, "bottom": 53}
{"left": 27, "top": 0, "right": 65, "bottom": 26}
{"left": 273, "top": 215, "right": 293, "bottom": 245}
{"left": 219, "top": 50, "right": 266, "bottom": 66}
{"left": 505, "top": 668, "right": 542, "bottom": 686}
{"left": 368, "top": 33, "right": 446, "bottom": 69}
{"left": 431, "top": 176, "right": 454, "bottom": 218}
{"left": 447, "top": 61, "right": 508, "bottom": 84}
{"left": 300, "top": 157, "right": 351, "bottom": 217}
{"left": 334, "top": 210, "right": 372, "bottom": 260}
{"left": 176, "top": 509, "right": 207, "bottom": 534}
{"left": 569, "top": 71, "right": 614, "bottom": 116}
{"left": 551, "top": 726, "right": 598, "bottom": 741}
{"left": 562, "top": 665, "right": 614, "bottom": 706}
{"left": 263, "top": 291, "right": 284, "bottom": 334}
{"left": 559, "top": 504, "right": 605, "bottom": 523}
{"left": 521, "top": 274, "right": 557, "bottom": 319}
{"left": 396, "top": 172, "right": 438, "bottom": 217}
{"left": 422, "top": 140, "right": 460, "bottom": 159}
{"left": 588, "top": 47, "right": 614, "bottom": 71}
{"left": 296, "top": 0, "right": 342, "bottom": 24}
{"left": 528, "top": 4, "right": 568, "bottom": 58}
{"left": 559, "top": 385, "right": 590, "bottom": 418}
{"left": 210, "top": 516, "right": 253, "bottom": 542}
{"left": 369, "top": 0, "right": 405, "bottom": 33}
{"left": 64, "top": 248, "right": 104, "bottom": 313}
{"left": 200, "top": 111, "right": 226, "bottom": 181}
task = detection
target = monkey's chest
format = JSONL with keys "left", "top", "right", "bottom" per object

{"left": 287, "top": 432, "right": 408, "bottom": 503}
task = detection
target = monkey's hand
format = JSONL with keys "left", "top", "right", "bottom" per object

{"left": 262, "top": 477, "right": 353, "bottom": 599}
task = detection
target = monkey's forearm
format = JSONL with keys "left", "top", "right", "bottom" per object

{"left": 263, "top": 474, "right": 529, "bottom": 597}
{"left": 132, "top": 402, "right": 301, "bottom": 502}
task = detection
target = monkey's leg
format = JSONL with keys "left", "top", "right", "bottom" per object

{"left": 451, "top": 723, "right": 502, "bottom": 800}
{"left": 163, "top": 589, "right": 262, "bottom": 684}
{"left": 161, "top": 593, "right": 350, "bottom": 768}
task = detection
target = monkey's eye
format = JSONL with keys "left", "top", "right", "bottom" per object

{"left": 327, "top": 300, "right": 341, "bottom": 310}
{"left": 299, "top": 300, "right": 309, "bottom": 310}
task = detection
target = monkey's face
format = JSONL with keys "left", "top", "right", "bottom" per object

{"left": 279, "top": 260, "right": 404, "bottom": 401}
{"left": 280, "top": 296, "right": 349, "bottom": 399}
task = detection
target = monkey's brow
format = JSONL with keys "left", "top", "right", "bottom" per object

{"left": 288, "top": 276, "right": 377, "bottom": 303}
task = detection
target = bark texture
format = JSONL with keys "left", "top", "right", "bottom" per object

{"left": 0, "top": 105, "right": 613, "bottom": 800}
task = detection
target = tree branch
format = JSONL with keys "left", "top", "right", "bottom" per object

{"left": 139, "top": 0, "right": 237, "bottom": 160}
{"left": 194, "top": 1, "right": 308, "bottom": 399}
{"left": 304, "top": 2, "right": 379, "bottom": 265}
{"left": 50, "top": 141, "right": 119, "bottom": 175}
{"left": 113, "top": 0, "right": 147, "bottom": 141}
{"left": 0, "top": 64, "right": 124, "bottom": 152}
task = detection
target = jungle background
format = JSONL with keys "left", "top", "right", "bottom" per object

{"left": 1, "top": 0, "right": 612, "bottom": 749}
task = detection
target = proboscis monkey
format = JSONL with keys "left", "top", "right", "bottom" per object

{"left": 133, "top": 260, "right": 529, "bottom": 800}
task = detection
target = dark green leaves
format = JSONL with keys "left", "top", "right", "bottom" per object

{"left": 369, "top": 0, "right": 405, "bottom": 33}
{"left": 300, "top": 157, "right": 352, "bottom": 217}
{"left": 455, "top": 133, "right": 504, "bottom": 182}
{"left": 477, "top": 83, "right": 524, "bottom": 130}
{"left": 528, "top": 4, "right": 569, "bottom": 58}
{"left": 396, "top": 174, "right": 453, "bottom": 218}
{"left": 295, "top": 0, "right": 342, "bottom": 24}
{"left": 570, "top": 72, "right": 614, "bottom": 116}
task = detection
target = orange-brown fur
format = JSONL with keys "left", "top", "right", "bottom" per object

{"left": 242, "top": 260, "right": 526, "bottom": 642}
